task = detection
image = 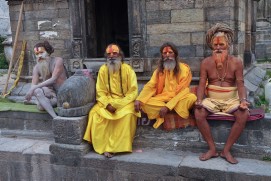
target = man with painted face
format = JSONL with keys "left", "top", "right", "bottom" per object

{"left": 194, "top": 23, "right": 250, "bottom": 164}
{"left": 25, "top": 41, "right": 67, "bottom": 118}
{"left": 134, "top": 42, "right": 197, "bottom": 129}
{"left": 83, "top": 44, "right": 140, "bottom": 158}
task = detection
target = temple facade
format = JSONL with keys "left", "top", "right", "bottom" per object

{"left": 5, "top": 0, "right": 265, "bottom": 78}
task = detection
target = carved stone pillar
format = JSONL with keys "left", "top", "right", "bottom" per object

{"left": 244, "top": 0, "right": 253, "bottom": 68}
{"left": 128, "top": 0, "right": 146, "bottom": 72}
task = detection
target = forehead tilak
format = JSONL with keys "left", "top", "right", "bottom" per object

{"left": 162, "top": 46, "right": 173, "bottom": 52}
{"left": 106, "top": 45, "right": 120, "bottom": 54}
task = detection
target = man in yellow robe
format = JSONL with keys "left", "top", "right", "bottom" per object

{"left": 83, "top": 44, "right": 140, "bottom": 158}
{"left": 134, "top": 42, "right": 197, "bottom": 128}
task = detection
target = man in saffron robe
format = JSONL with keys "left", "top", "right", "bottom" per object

{"left": 194, "top": 23, "right": 250, "bottom": 164}
{"left": 134, "top": 42, "right": 197, "bottom": 128}
{"left": 83, "top": 44, "right": 140, "bottom": 158}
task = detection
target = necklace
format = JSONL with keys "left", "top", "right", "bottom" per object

{"left": 216, "top": 58, "right": 228, "bottom": 86}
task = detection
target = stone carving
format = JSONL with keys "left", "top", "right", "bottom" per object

{"left": 131, "top": 36, "right": 141, "bottom": 57}
{"left": 130, "top": 58, "right": 144, "bottom": 72}
{"left": 72, "top": 39, "right": 82, "bottom": 58}
{"left": 57, "top": 69, "right": 95, "bottom": 117}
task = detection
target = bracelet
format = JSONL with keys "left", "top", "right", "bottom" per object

{"left": 240, "top": 98, "right": 247, "bottom": 102}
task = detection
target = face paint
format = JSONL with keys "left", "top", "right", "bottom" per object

{"left": 212, "top": 34, "right": 229, "bottom": 69}
{"left": 162, "top": 46, "right": 174, "bottom": 58}
{"left": 106, "top": 45, "right": 120, "bottom": 58}
{"left": 34, "top": 47, "right": 49, "bottom": 62}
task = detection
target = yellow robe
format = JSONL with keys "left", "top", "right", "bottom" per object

{"left": 136, "top": 63, "right": 197, "bottom": 128}
{"left": 83, "top": 63, "right": 140, "bottom": 154}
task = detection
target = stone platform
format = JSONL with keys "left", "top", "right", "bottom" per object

{"left": 0, "top": 111, "right": 271, "bottom": 180}
{"left": 0, "top": 136, "right": 270, "bottom": 180}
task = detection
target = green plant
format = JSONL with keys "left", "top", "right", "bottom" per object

{"left": 0, "top": 36, "right": 9, "bottom": 69}
{"left": 263, "top": 156, "right": 271, "bottom": 162}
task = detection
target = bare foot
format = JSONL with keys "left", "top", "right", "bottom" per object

{"left": 199, "top": 150, "right": 219, "bottom": 161}
{"left": 104, "top": 152, "right": 114, "bottom": 158}
{"left": 220, "top": 151, "right": 238, "bottom": 164}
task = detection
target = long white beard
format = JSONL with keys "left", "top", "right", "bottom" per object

{"left": 38, "top": 60, "right": 50, "bottom": 81}
{"left": 163, "top": 58, "right": 176, "bottom": 71}
{"left": 107, "top": 57, "right": 122, "bottom": 75}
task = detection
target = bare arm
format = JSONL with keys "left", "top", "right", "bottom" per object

{"left": 195, "top": 59, "right": 208, "bottom": 107}
{"left": 235, "top": 59, "right": 249, "bottom": 109}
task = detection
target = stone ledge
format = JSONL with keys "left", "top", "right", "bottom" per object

{"left": 0, "top": 137, "right": 270, "bottom": 180}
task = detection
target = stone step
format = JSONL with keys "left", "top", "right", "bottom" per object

{"left": 0, "top": 110, "right": 270, "bottom": 159}
{"left": 0, "top": 136, "right": 270, "bottom": 180}
{"left": 0, "top": 111, "right": 53, "bottom": 140}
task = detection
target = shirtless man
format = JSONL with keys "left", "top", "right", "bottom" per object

{"left": 194, "top": 23, "right": 250, "bottom": 164}
{"left": 25, "top": 41, "right": 67, "bottom": 118}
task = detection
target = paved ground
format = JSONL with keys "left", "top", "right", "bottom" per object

{"left": 0, "top": 135, "right": 270, "bottom": 180}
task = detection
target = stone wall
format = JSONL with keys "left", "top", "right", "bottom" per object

{"left": 7, "top": 0, "right": 72, "bottom": 76}
{"left": 6, "top": 0, "right": 251, "bottom": 76}
{"left": 0, "top": 0, "right": 10, "bottom": 36}
{"left": 145, "top": 0, "right": 247, "bottom": 71}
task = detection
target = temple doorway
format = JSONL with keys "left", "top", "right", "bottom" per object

{"left": 84, "top": 0, "right": 130, "bottom": 58}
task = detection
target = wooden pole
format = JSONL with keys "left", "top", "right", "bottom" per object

{"left": 2, "top": 1, "right": 24, "bottom": 96}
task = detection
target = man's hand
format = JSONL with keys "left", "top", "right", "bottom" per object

{"left": 106, "top": 104, "right": 116, "bottom": 113}
{"left": 25, "top": 86, "right": 36, "bottom": 102}
{"left": 134, "top": 100, "right": 143, "bottom": 112}
{"left": 194, "top": 100, "right": 203, "bottom": 109}
{"left": 239, "top": 101, "right": 250, "bottom": 111}
{"left": 159, "top": 106, "right": 169, "bottom": 118}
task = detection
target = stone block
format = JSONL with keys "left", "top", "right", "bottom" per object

{"left": 37, "top": 20, "right": 52, "bottom": 30}
{"left": 191, "top": 32, "right": 205, "bottom": 45}
{"left": 179, "top": 45, "right": 196, "bottom": 57}
{"left": 0, "top": 118, "right": 24, "bottom": 130}
{"left": 39, "top": 31, "right": 58, "bottom": 39}
{"left": 244, "top": 79, "right": 258, "bottom": 92}
{"left": 206, "top": 7, "right": 234, "bottom": 21}
{"left": 25, "top": 119, "right": 52, "bottom": 131}
{"left": 147, "top": 22, "right": 205, "bottom": 34}
{"left": 204, "top": 0, "right": 235, "bottom": 7}
{"left": 51, "top": 18, "right": 71, "bottom": 30}
{"left": 172, "top": 9, "right": 204, "bottom": 23}
{"left": 147, "top": 10, "right": 170, "bottom": 24}
{"left": 52, "top": 116, "right": 88, "bottom": 145}
{"left": 149, "top": 33, "right": 190, "bottom": 46}
{"left": 146, "top": 0, "right": 194, "bottom": 11}
{"left": 245, "top": 73, "right": 263, "bottom": 86}
{"left": 25, "top": 10, "right": 59, "bottom": 20}
{"left": 253, "top": 66, "right": 266, "bottom": 79}
{"left": 57, "top": 30, "right": 71, "bottom": 39}
{"left": 49, "top": 142, "right": 91, "bottom": 164}
{"left": 58, "top": 9, "right": 70, "bottom": 18}
{"left": 196, "top": 45, "right": 204, "bottom": 57}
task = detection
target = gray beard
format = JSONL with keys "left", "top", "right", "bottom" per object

{"left": 38, "top": 60, "right": 50, "bottom": 81}
{"left": 106, "top": 57, "right": 122, "bottom": 75}
{"left": 163, "top": 58, "right": 176, "bottom": 71}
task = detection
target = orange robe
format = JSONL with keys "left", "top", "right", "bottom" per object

{"left": 136, "top": 63, "right": 197, "bottom": 128}
{"left": 83, "top": 63, "right": 140, "bottom": 154}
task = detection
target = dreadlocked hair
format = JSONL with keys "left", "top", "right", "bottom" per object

{"left": 157, "top": 42, "right": 180, "bottom": 76}
{"left": 206, "top": 23, "right": 234, "bottom": 50}
{"left": 34, "top": 40, "right": 54, "bottom": 55}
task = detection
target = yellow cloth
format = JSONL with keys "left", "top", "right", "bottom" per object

{"left": 202, "top": 85, "right": 239, "bottom": 114}
{"left": 136, "top": 63, "right": 197, "bottom": 128}
{"left": 83, "top": 63, "right": 140, "bottom": 154}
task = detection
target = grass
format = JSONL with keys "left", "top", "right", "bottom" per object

{"left": 0, "top": 36, "right": 9, "bottom": 69}
{"left": 263, "top": 156, "right": 271, "bottom": 162}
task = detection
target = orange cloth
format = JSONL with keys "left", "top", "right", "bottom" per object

{"left": 137, "top": 63, "right": 197, "bottom": 128}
